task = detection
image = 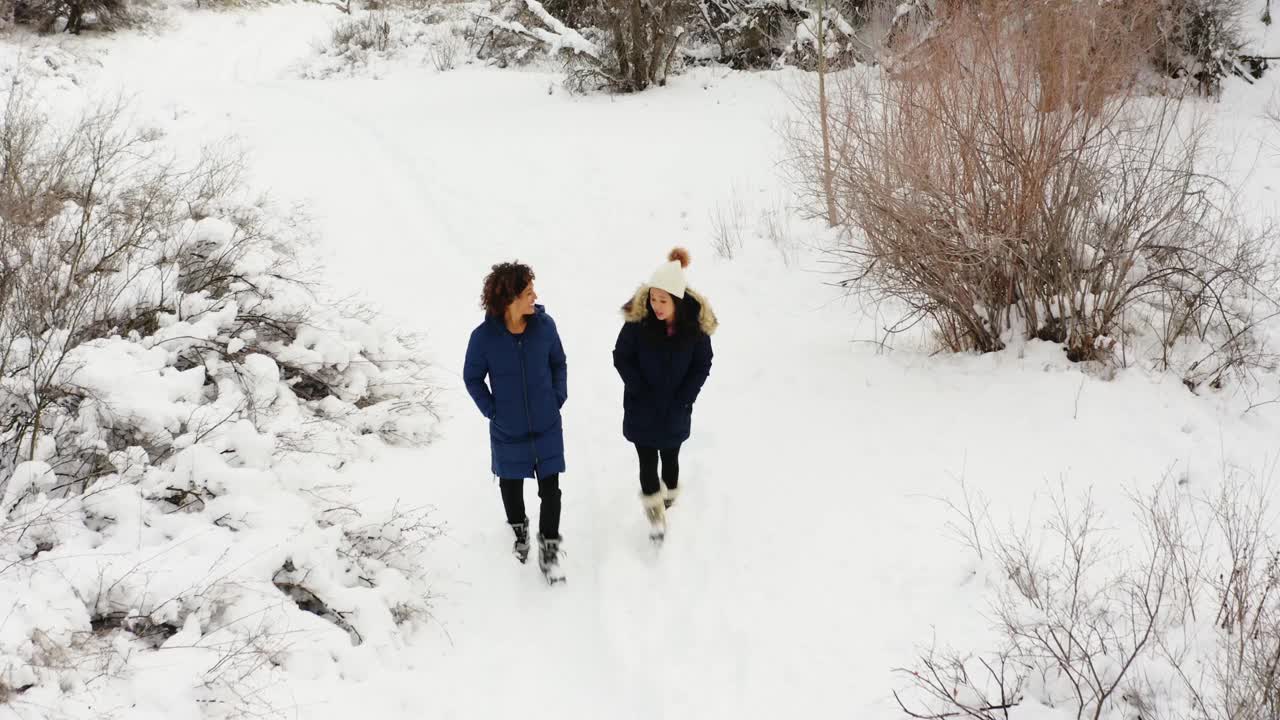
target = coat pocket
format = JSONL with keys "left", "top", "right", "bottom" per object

{"left": 623, "top": 388, "right": 658, "bottom": 424}
{"left": 671, "top": 402, "right": 693, "bottom": 437}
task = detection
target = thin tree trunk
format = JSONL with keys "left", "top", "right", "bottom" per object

{"left": 29, "top": 404, "right": 42, "bottom": 461}
{"left": 67, "top": 3, "right": 84, "bottom": 33}
{"left": 816, "top": 0, "right": 838, "bottom": 226}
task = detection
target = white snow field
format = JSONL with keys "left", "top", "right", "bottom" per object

{"left": 5, "top": 4, "right": 1280, "bottom": 719}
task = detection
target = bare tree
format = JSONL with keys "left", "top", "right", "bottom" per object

{"left": 785, "top": 0, "right": 1274, "bottom": 371}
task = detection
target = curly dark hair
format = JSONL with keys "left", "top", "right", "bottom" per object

{"left": 481, "top": 262, "right": 534, "bottom": 317}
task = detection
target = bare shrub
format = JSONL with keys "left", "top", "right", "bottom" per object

{"left": 332, "top": 10, "right": 394, "bottom": 53}
{"left": 900, "top": 483, "right": 1179, "bottom": 720}
{"left": 938, "top": 472, "right": 992, "bottom": 561}
{"left": 1170, "top": 481, "right": 1280, "bottom": 720}
{"left": 710, "top": 193, "right": 745, "bottom": 260}
{"left": 996, "top": 490, "right": 1180, "bottom": 719}
{"left": 893, "top": 648, "right": 1024, "bottom": 720}
{"left": 309, "top": 8, "right": 478, "bottom": 78}
{"left": 901, "top": 472, "right": 1280, "bottom": 720}
{"left": 870, "top": 0, "right": 1253, "bottom": 97}
{"left": 786, "top": 0, "right": 1273, "bottom": 371}
{"left": 760, "top": 203, "right": 799, "bottom": 267}
{"left": 431, "top": 30, "right": 462, "bottom": 70}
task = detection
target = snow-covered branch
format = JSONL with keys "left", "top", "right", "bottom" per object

{"left": 478, "top": 0, "right": 599, "bottom": 59}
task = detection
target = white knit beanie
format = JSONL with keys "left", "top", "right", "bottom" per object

{"left": 648, "top": 248, "right": 690, "bottom": 299}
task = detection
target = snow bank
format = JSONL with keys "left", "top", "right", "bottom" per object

{"left": 0, "top": 105, "right": 440, "bottom": 717}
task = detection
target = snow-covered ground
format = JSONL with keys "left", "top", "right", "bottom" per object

{"left": 5, "top": 3, "right": 1280, "bottom": 718}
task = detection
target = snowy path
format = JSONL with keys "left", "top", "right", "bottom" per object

{"left": 34, "top": 6, "right": 1280, "bottom": 718}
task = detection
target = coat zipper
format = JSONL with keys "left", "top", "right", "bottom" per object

{"left": 516, "top": 335, "right": 541, "bottom": 475}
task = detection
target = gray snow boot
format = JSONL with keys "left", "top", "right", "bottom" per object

{"left": 538, "top": 534, "right": 565, "bottom": 585}
{"left": 511, "top": 519, "right": 530, "bottom": 564}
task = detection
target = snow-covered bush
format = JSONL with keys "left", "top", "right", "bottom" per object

{"left": 690, "top": 0, "right": 876, "bottom": 70}
{"left": 473, "top": 0, "right": 618, "bottom": 82}
{"left": 430, "top": 28, "right": 462, "bottom": 69}
{"left": 13, "top": 0, "right": 137, "bottom": 33}
{"left": 474, "top": 0, "right": 688, "bottom": 91}
{"left": 1152, "top": 0, "right": 1250, "bottom": 97}
{"left": 474, "top": 0, "right": 874, "bottom": 85}
{"left": 332, "top": 10, "right": 393, "bottom": 53}
{"left": 472, "top": 0, "right": 589, "bottom": 68}
{"left": 786, "top": 0, "right": 1276, "bottom": 382}
{"left": 896, "top": 475, "right": 1280, "bottom": 720}
{"left": 308, "top": 6, "right": 471, "bottom": 77}
{"left": 0, "top": 93, "right": 439, "bottom": 716}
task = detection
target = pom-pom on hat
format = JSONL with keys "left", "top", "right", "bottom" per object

{"left": 649, "top": 247, "right": 690, "bottom": 299}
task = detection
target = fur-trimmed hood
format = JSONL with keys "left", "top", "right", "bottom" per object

{"left": 621, "top": 286, "right": 719, "bottom": 336}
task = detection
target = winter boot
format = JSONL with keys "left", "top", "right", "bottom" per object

{"left": 538, "top": 534, "right": 566, "bottom": 585}
{"left": 510, "top": 519, "right": 530, "bottom": 564}
{"left": 663, "top": 485, "right": 681, "bottom": 510}
{"left": 642, "top": 492, "right": 666, "bottom": 544}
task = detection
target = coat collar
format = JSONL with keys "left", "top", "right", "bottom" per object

{"left": 487, "top": 304, "right": 547, "bottom": 331}
{"left": 621, "top": 287, "right": 718, "bottom": 336}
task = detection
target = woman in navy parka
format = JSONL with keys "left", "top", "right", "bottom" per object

{"left": 464, "top": 262, "right": 568, "bottom": 583}
{"left": 613, "top": 248, "right": 716, "bottom": 542}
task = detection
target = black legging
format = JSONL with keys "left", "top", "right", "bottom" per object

{"left": 499, "top": 474, "right": 561, "bottom": 539}
{"left": 636, "top": 444, "right": 680, "bottom": 496}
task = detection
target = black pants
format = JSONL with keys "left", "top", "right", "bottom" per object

{"left": 499, "top": 473, "right": 561, "bottom": 539}
{"left": 636, "top": 444, "right": 680, "bottom": 497}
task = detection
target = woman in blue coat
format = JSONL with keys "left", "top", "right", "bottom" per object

{"left": 464, "top": 262, "right": 568, "bottom": 583}
{"left": 612, "top": 248, "right": 717, "bottom": 542}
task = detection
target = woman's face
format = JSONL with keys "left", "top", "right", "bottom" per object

{"left": 510, "top": 282, "right": 537, "bottom": 317}
{"left": 649, "top": 288, "right": 675, "bottom": 323}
